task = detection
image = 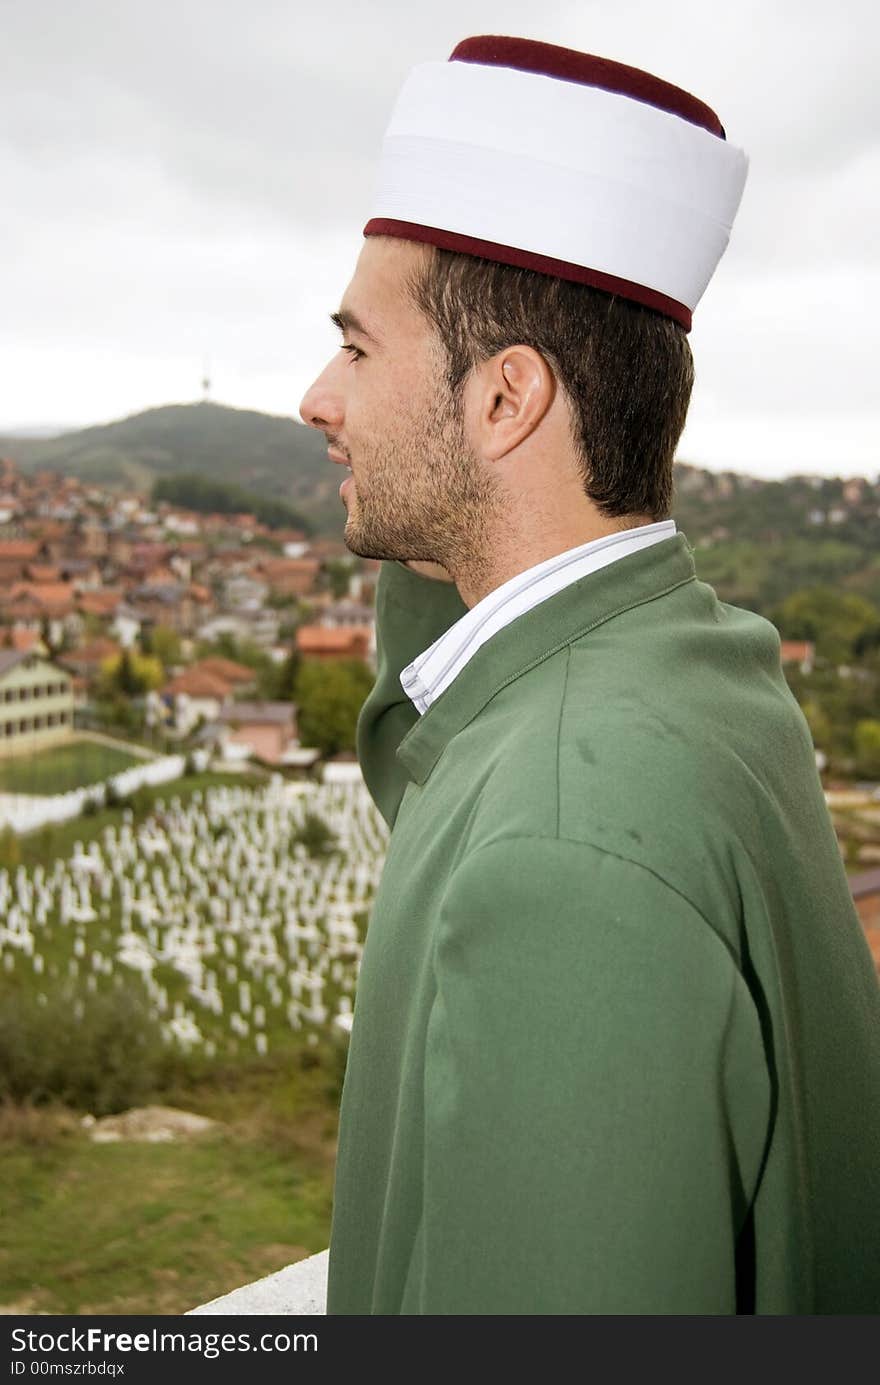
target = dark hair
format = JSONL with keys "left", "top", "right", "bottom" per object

{"left": 406, "top": 247, "right": 694, "bottom": 522}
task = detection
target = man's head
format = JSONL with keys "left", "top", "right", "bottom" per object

{"left": 299, "top": 36, "right": 745, "bottom": 584}
{"left": 300, "top": 234, "right": 693, "bottom": 567}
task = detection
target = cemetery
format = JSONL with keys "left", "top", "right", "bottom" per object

{"left": 0, "top": 777, "right": 388, "bottom": 1075}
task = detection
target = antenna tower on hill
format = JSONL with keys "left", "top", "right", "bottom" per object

{"left": 201, "top": 357, "right": 212, "bottom": 402}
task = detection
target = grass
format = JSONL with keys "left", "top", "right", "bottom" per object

{"left": 0, "top": 1057, "right": 340, "bottom": 1315}
{"left": 0, "top": 739, "right": 140, "bottom": 795}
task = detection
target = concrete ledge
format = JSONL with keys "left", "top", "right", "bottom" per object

{"left": 187, "top": 1249, "right": 328, "bottom": 1315}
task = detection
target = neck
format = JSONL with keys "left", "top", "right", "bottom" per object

{"left": 449, "top": 505, "right": 657, "bottom": 609}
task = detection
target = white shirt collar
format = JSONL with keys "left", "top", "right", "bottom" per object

{"left": 400, "top": 520, "right": 677, "bottom": 714}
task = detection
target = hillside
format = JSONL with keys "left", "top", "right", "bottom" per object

{"left": 0, "top": 401, "right": 344, "bottom": 536}
{"left": 673, "top": 465, "right": 880, "bottom": 613}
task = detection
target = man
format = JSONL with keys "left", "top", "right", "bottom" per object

{"left": 300, "top": 36, "right": 880, "bottom": 1313}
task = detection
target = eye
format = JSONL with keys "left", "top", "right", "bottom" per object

{"left": 341, "top": 343, "right": 365, "bottom": 362}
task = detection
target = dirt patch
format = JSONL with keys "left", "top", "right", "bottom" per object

{"left": 0, "top": 1102, "right": 80, "bottom": 1147}
{"left": 84, "top": 1106, "right": 221, "bottom": 1143}
{"left": 0, "top": 1295, "right": 50, "bottom": 1315}
{"left": 231, "top": 1106, "right": 337, "bottom": 1166}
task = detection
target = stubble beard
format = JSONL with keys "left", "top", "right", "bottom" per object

{"left": 340, "top": 388, "right": 501, "bottom": 574}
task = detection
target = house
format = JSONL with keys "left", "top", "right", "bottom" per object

{"left": 842, "top": 479, "right": 866, "bottom": 506}
{"left": 779, "top": 640, "right": 815, "bottom": 675}
{"left": 0, "top": 650, "right": 75, "bottom": 759}
{"left": 110, "top": 604, "right": 142, "bottom": 649}
{"left": 295, "top": 625, "right": 373, "bottom": 662}
{"left": 306, "top": 537, "right": 353, "bottom": 560}
{"left": 197, "top": 609, "right": 280, "bottom": 649}
{"left": 76, "top": 590, "right": 125, "bottom": 621}
{"left": 81, "top": 523, "right": 109, "bottom": 557}
{"left": 320, "top": 599, "right": 375, "bottom": 628}
{"left": 1, "top": 627, "right": 47, "bottom": 656}
{"left": 217, "top": 701, "right": 300, "bottom": 766}
{"left": 6, "top": 581, "right": 77, "bottom": 619}
{"left": 1, "top": 582, "right": 83, "bottom": 649}
{"left": 259, "top": 558, "right": 322, "bottom": 598}
{"left": 161, "top": 667, "right": 233, "bottom": 736}
{"left": 57, "top": 637, "right": 121, "bottom": 685}
{"left": 128, "top": 583, "right": 195, "bottom": 635}
{"left": 224, "top": 574, "right": 269, "bottom": 609}
{"left": 195, "top": 657, "right": 257, "bottom": 694}
{"left": 158, "top": 658, "right": 255, "bottom": 735}
{"left": 0, "top": 539, "right": 42, "bottom": 586}
{"left": 59, "top": 557, "right": 104, "bottom": 588}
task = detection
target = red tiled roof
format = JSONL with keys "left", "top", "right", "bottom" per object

{"left": 10, "top": 581, "right": 76, "bottom": 607}
{"left": 780, "top": 641, "right": 814, "bottom": 663}
{"left": 164, "top": 669, "right": 231, "bottom": 699}
{"left": 196, "top": 657, "right": 256, "bottom": 685}
{"left": 77, "top": 590, "right": 123, "bottom": 616}
{"left": 296, "top": 625, "right": 370, "bottom": 653}
{"left": 0, "top": 540, "right": 40, "bottom": 560}
{"left": 8, "top": 627, "right": 43, "bottom": 652}
{"left": 58, "top": 637, "right": 121, "bottom": 668}
{"left": 260, "top": 557, "right": 321, "bottom": 575}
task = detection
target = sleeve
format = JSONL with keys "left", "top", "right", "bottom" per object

{"left": 356, "top": 560, "right": 467, "bottom": 830}
{"left": 411, "top": 835, "right": 773, "bottom": 1314}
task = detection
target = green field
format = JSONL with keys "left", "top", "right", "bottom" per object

{"left": 0, "top": 1059, "right": 338, "bottom": 1315}
{"left": 0, "top": 740, "right": 140, "bottom": 794}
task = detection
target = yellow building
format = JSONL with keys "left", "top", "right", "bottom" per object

{"left": 0, "top": 650, "right": 74, "bottom": 759}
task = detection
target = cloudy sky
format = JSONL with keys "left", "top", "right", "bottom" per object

{"left": 2, "top": 0, "right": 877, "bottom": 480}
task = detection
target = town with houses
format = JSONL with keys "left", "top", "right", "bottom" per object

{"left": 0, "top": 455, "right": 377, "bottom": 773}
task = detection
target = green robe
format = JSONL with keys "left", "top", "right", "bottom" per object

{"left": 327, "top": 532, "right": 880, "bottom": 1314}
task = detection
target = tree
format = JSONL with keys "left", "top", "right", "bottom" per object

{"left": 148, "top": 624, "right": 181, "bottom": 672}
{"left": 324, "top": 558, "right": 355, "bottom": 600}
{"left": 274, "top": 648, "right": 301, "bottom": 701}
{"left": 294, "top": 658, "right": 374, "bottom": 757}
{"left": 771, "top": 588, "right": 880, "bottom": 667}
{"left": 99, "top": 651, "right": 164, "bottom": 697}
{"left": 801, "top": 698, "right": 831, "bottom": 751}
{"left": 854, "top": 721, "right": 880, "bottom": 779}
{"left": 118, "top": 649, "right": 140, "bottom": 696}
{"left": 293, "top": 811, "right": 340, "bottom": 859}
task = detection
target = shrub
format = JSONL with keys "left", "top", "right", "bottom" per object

{"left": 0, "top": 981, "right": 192, "bottom": 1114}
{"left": 128, "top": 786, "right": 154, "bottom": 816}
{"left": 0, "top": 825, "right": 21, "bottom": 870}
{"left": 292, "top": 811, "right": 339, "bottom": 859}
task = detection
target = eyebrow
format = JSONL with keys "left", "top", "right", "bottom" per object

{"left": 330, "top": 308, "right": 380, "bottom": 345}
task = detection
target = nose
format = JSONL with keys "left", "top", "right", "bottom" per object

{"left": 299, "top": 357, "right": 344, "bottom": 433}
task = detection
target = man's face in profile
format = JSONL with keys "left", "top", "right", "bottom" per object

{"left": 299, "top": 236, "right": 490, "bottom": 567}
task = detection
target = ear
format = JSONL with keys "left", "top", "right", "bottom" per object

{"left": 472, "top": 346, "right": 555, "bottom": 461}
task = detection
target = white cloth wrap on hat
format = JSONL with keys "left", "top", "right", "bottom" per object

{"left": 368, "top": 60, "right": 749, "bottom": 312}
